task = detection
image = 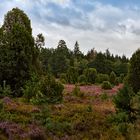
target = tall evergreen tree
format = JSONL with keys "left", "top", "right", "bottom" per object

{"left": 0, "top": 8, "right": 39, "bottom": 96}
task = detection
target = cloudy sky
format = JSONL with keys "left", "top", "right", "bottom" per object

{"left": 0, "top": 0, "right": 140, "bottom": 57}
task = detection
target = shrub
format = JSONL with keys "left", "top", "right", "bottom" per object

{"left": 101, "top": 81, "right": 112, "bottom": 90}
{"left": 23, "top": 74, "right": 64, "bottom": 104}
{"left": 131, "top": 92, "right": 140, "bottom": 116}
{"left": 78, "top": 75, "right": 87, "bottom": 84}
{"left": 108, "top": 112, "right": 131, "bottom": 137}
{"left": 60, "top": 73, "right": 67, "bottom": 83}
{"left": 40, "top": 75, "right": 64, "bottom": 103}
{"left": 113, "top": 84, "right": 135, "bottom": 122}
{"left": 72, "top": 85, "right": 84, "bottom": 98}
{"left": 22, "top": 73, "right": 40, "bottom": 102}
{"left": 96, "top": 74, "right": 109, "bottom": 83}
{"left": 100, "top": 93, "right": 109, "bottom": 100}
{"left": 83, "top": 68, "right": 97, "bottom": 84}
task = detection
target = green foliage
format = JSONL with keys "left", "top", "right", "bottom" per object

{"left": 101, "top": 81, "right": 112, "bottom": 90}
{"left": 114, "top": 61, "right": 129, "bottom": 76}
{"left": 86, "top": 48, "right": 97, "bottom": 61}
{"left": 115, "top": 77, "right": 120, "bottom": 86}
{"left": 84, "top": 68, "right": 97, "bottom": 84}
{"left": 22, "top": 73, "right": 40, "bottom": 102}
{"left": 0, "top": 8, "right": 40, "bottom": 96}
{"left": 78, "top": 74, "right": 87, "bottom": 84}
{"left": 39, "top": 75, "right": 64, "bottom": 103}
{"left": 100, "top": 93, "right": 109, "bottom": 100}
{"left": 66, "top": 67, "right": 78, "bottom": 84}
{"left": 128, "top": 49, "right": 140, "bottom": 93}
{"left": 96, "top": 74, "right": 109, "bottom": 83}
{"left": 39, "top": 48, "right": 54, "bottom": 72}
{"left": 109, "top": 112, "right": 129, "bottom": 124}
{"left": 119, "top": 74, "right": 125, "bottom": 83}
{"left": 131, "top": 92, "right": 140, "bottom": 117}
{"left": 60, "top": 73, "right": 67, "bottom": 84}
{"left": 23, "top": 75, "right": 64, "bottom": 104}
{"left": 86, "top": 105, "right": 93, "bottom": 112}
{"left": 109, "top": 71, "right": 116, "bottom": 85}
{"left": 2, "top": 8, "right": 32, "bottom": 34}
{"left": 88, "top": 52, "right": 113, "bottom": 74}
{"left": 72, "top": 85, "right": 84, "bottom": 98}
{"left": 0, "top": 80, "right": 12, "bottom": 97}
{"left": 49, "top": 41, "right": 71, "bottom": 77}
{"left": 74, "top": 41, "right": 83, "bottom": 60}
{"left": 108, "top": 112, "right": 130, "bottom": 135}
{"left": 113, "top": 85, "right": 134, "bottom": 121}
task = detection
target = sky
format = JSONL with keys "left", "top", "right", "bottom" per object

{"left": 0, "top": 0, "right": 140, "bottom": 57}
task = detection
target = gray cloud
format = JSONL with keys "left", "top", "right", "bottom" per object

{"left": 1, "top": 0, "right": 140, "bottom": 57}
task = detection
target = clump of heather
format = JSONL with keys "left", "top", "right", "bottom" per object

{"left": 2, "top": 97, "right": 13, "bottom": 105}
{"left": 0, "top": 121, "right": 25, "bottom": 139}
{"left": 28, "top": 124, "right": 45, "bottom": 140}
{"left": 0, "top": 121, "right": 46, "bottom": 140}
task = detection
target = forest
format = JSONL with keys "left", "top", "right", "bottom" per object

{"left": 0, "top": 8, "right": 140, "bottom": 140}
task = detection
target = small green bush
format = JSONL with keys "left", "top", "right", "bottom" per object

{"left": 60, "top": 73, "right": 67, "bottom": 83}
{"left": 78, "top": 75, "right": 87, "bottom": 84}
{"left": 108, "top": 112, "right": 130, "bottom": 135}
{"left": 101, "top": 81, "right": 112, "bottom": 89}
{"left": 72, "top": 85, "right": 84, "bottom": 98}
{"left": 96, "top": 74, "right": 109, "bottom": 83}
{"left": 40, "top": 75, "right": 64, "bottom": 103}
{"left": 22, "top": 73, "right": 40, "bottom": 102}
{"left": 100, "top": 93, "right": 109, "bottom": 100}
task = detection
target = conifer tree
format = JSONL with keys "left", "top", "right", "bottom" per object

{"left": 0, "top": 8, "right": 39, "bottom": 96}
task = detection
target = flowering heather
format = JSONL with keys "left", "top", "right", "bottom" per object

{"left": 2, "top": 97, "right": 41, "bottom": 113}
{"left": 0, "top": 121, "right": 25, "bottom": 139}
{"left": 64, "top": 84, "right": 123, "bottom": 96}
{"left": 2, "top": 97, "right": 13, "bottom": 105}
{"left": 0, "top": 121, "right": 45, "bottom": 140}
{"left": 28, "top": 124, "right": 45, "bottom": 139}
